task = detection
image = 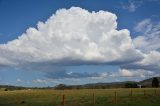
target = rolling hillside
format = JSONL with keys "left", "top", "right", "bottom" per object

{"left": 0, "top": 77, "right": 159, "bottom": 90}
{"left": 138, "top": 77, "right": 160, "bottom": 87}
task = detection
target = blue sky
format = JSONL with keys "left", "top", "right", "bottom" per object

{"left": 0, "top": 0, "right": 160, "bottom": 87}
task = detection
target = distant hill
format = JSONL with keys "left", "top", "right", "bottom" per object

{"left": 0, "top": 85, "right": 28, "bottom": 91}
{"left": 138, "top": 77, "right": 160, "bottom": 87}
{"left": 0, "top": 77, "right": 159, "bottom": 90}
{"left": 82, "top": 81, "right": 137, "bottom": 89}
{"left": 54, "top": 81, "right": 138, "bottom": 89}
{"left": 55, "top": 77, "right": 160, "bottom": 89}
{"left": 83, "top": 77, "right": 160, "bottom": 88}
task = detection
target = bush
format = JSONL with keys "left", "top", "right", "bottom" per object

{"left": 4, "top": 88, "right": 8, "bottom": 91}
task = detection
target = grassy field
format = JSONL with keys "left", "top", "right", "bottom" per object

{"left": 0, "top": 88, "right": 160, "bottom": 106}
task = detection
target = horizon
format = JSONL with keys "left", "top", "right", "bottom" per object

{"left": 1, "top": 76, "right": 157, "bottom": 88}
{"left": 0, "top": 0, "right": 160, "bottom": 87}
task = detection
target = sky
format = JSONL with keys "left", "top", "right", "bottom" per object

{"left": 0, "top": 0, "right": 160, "bottom": 87}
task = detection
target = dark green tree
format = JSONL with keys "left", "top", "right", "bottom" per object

{"left": 125, "top": 82, "right": 138, "bottom": 88}
{"left": 152, "top": 77, "right": 159, "bottom": 88}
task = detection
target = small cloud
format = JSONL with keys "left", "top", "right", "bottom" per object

{"left": 119, "top": 69, "right": 134, "bottom": 77}
{"left": 118, "top": 69, "right": 155, "bottom": 78}
{"left": 134, "top": 18, "right": 152, "bottom": 33}
{"left": 121, "top": 0, "right": 143, "bottom": 12}
{"left": 32, "top": 79, "right": 60, "bottom": 84}
{"left": 16, "top": 78, "right": 23, "bottom": 82}
{"left": 32, "top": 79, "right": 48, "bottom": 84}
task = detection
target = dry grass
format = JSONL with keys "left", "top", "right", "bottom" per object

{"left": 0, "top": 88, "right": 160, "bottom": 106}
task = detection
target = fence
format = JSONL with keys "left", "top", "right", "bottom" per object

{"left": 0, "top": 88, "right": 160, "bottom": 106}
{"left": 58, "top": 89, "right": 159, "bottom": 106}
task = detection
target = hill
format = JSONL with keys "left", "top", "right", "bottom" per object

{"left": 0, "top": 77, "right": 159, "bottom": 90}
{"left": 55, "top": 77, "right": 160, "bottom": 89}
{"left": 138, "top": 77, "right": 160, "bottom": 87}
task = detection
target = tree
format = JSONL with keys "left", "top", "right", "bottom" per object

{"left": 152, "top": 77, "right": 159, "bottom": 88}
{"left": 54, "top": 84, "right": 67, "bottom": 90}
{"left": 125, "top": 82, "right": 138, "bottom": 88}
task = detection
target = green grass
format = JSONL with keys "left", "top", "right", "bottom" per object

{"left": 0, "top": 88, "right": 160, "bottom": 106}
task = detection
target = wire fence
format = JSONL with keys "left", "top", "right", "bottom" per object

{"left": 54, "top": 89, "right": 160, "bottom": 106}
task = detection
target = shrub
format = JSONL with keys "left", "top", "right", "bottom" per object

{"left": 4, "top": 88, "right": 8, "bottom": 91}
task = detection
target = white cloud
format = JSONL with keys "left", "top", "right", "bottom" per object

{"left": 16, "top": 78, "right": 23, "bottom": 82}
{"left": 121, "top": 51, "right": 160, "bottom": 72}
{"left": 140, "top": 51, "right": 160, "bottom": 66}
{"left": 121, "top": 0, "right": 142, "bottom": 12}
{"left": 118, "top": 69, "right": 155, "bottom": 78}
{"left": 131, "top": 18, "right": 160, "bottom": 71}
{"left": 119, "top": 69, "right": 134, "bottom": 77}
{"left": 32, "top": 79, "right": 60, "bottom": 84}
{"left": 134, "top": 19, "right": 152, "bottom": 34}
{"left": 110, "top": 68, "right": 156, "bottom": 80}
{"left": 0, "top": 7, "right": 142, "bottom": 68}
{"left": 135, "top": 51, "right": 160, "bottom": 70}
{"left": 32, "top": 79, "right": 48, "bottom": 84}
{"left": 133, "top": 19, "right": 160, "bottom": 52}
{"left": 0, "top": 7, "right": 159, "bottom": 81}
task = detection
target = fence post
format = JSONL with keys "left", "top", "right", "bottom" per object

{"left": 114, "top": 91, "right": 117, "bottom": 104}
{"left": 144, "top": 90, "right": 146, "bottom": 97}
{"left": 93, "top": 93, "right": 95, "bottom": 106}
{"left": 130, "top": 89, "right": 132, "bottom": 97}
{"left": 61, "top": 94, "right": 65, "bottom": 106}
{"left": 154, "top": 89, "right": 157, "bottom": 96}
{"left": 130, "top": 89, "right": 133, "bottom": 102}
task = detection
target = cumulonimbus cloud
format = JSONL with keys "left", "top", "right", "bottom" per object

{"left": 0, "top": 7, "right": 143, "bottom": 68}
{"left": 0, "top": 6, "right": 159, "bottom": 79}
